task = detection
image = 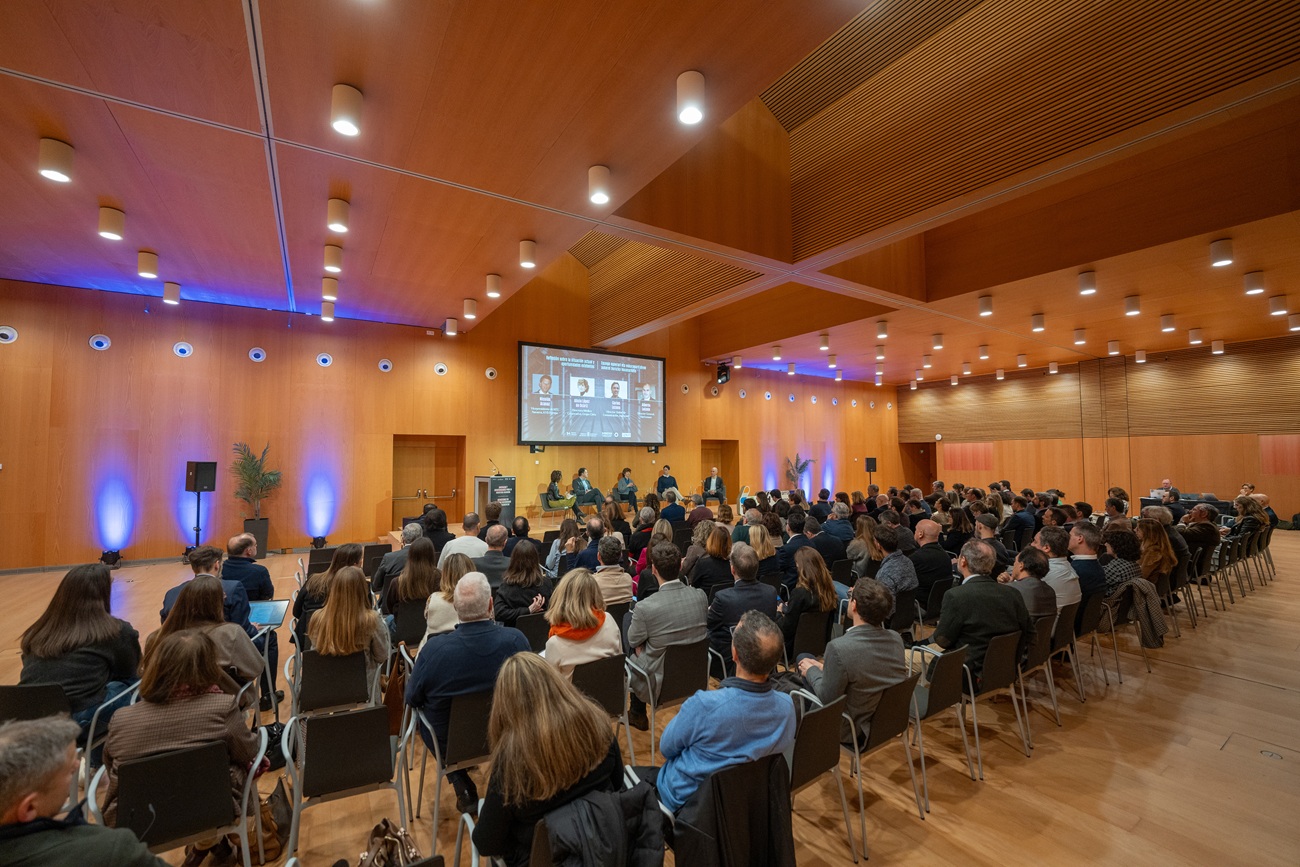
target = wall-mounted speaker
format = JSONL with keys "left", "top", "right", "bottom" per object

{"left": 864, "top": 457, "right": 877, "bottom": 473}
{"left": 185, "top": 460, "right": 217, "bottom": 492}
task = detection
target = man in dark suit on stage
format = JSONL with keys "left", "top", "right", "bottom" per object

{"left": 572, "top": 467, "right": 603, "bottom": 510}
{"left": 702, "top": 467, "right": 726, "bottom": 505}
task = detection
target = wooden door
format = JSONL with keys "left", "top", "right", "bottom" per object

{"left": 898, "top": 442, "right": 936, "bottom": 489}
{"left": 392, "top": 435, "right": 465, "bottom": 529}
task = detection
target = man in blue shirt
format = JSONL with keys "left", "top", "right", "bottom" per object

{"left": 406, "top": 573, "right": 528, "bottom": 814}
{"left": 656, "top": 465, "right": 678, "bottom": 497}
{"left": 221, "top": 533, "right": 275, "bottom": 600}
{"left": 639, "top": 610, "right": 796, "bottom": 812}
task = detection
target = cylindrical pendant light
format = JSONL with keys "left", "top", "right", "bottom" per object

{"left": 486, "top": 274, "right": 501, "bottom": 298}
{"left": 1017, "top": 354, "right": 1028, "bottom": 368}
{"left": 1124, "top": 295, "right": 1141, "bottom": 316}
{"left": 327, "top": 198, "right": 350, "bottom": 233}
{"left": 1031, "top": 313, "right": 1045, "bottom": 332}
{"left": 978, "top": 345, "right": 989, "bottom": 360}
{"left": 996, "top": 368, "right": 1005, "bottom": 380}
{"left": 932, "top": 333, "right": 944, "bottom": 350}
{"left": 1107, "top": 340, "right": 1120, "bottom": 356}
{"left": 1078, "top": 271, "right": 1096, "bottom": 295}
{"left": 137, "top": 250, "right": 158, "bottom": 279}
{"left": 588, "top": 165, "right": 611, "bottom": 204}
{"left": 772, "top": 345, "right": 781, "bottom": 360}
{"left": 875, "top": 375, "right": 883, "bottom": 387}
{"left": 162, "top": 282, "right": 180, "bottom": 305}
{"left": 915, "top": 369, "right": 924, "bottom": 381}
{"left": 1211, "top": 340, "right": 1225, "bottom": 355}
{"left": 98, "top": 207, "right": 125, "bottom": 240}
{"left": 978, "top": 295, "right": 993, "bottom": 316}
{"left": 1048, "top": 362, "right": 1059, "bottom": 374}
{"left": 961, "top": 361, "right": 971, "bottom": 375}
{"left": 323, "top": 244, "right": 343, "bottom": 274}
{"left": 733, "top": 355, "right": 742, "bottom": 369}
{"left": 1209, "top": 238, "right": 1233, "bottom": 267}
{"left": 1269, "top": 295, "right": 1288, "bottom": 316}
{"left": 1073, "top": 329, "right": 1086, "bottom": 345}
{"left": 819, "top": 333, "right": 829, "bottom": 351}
{"left": 787, "top": 363, "right": 795, "bottom": 376}
{"left": 835, "top": 370, "right": 843, "bottom": 382}
{"left": 827, "top": 354, "right": 837, "bottom": 369}
{"left": 321, "top": 276, "right": 338, "bottom": 301}
{"left": 463, "top": 298, "right": 477, "bottom": 320}
{"left": 1135, "top": 350, "right": 1146, "bottom": 363}
{"left": 922, "top": 355, "right": 932, "bottom": 368}
{"left": 876, "top": 320, "right": 888, "bottom": 339}
{"left": 444, "top": 318, "right": 458, "bottom": 336}
{"left": 1244, "top": 271, "right": 1265, "bottom": 295}
{"left": 1189, "top": 328, "right": 1203, "bottom": 345}
{"left": 1160, "top": 314, "right": 1175, "bottom": 332}
{"left": 875, "top": 345, "right": 885, "bottom": 360}
{"left": 676, "top": 71, "right": 705, "bottom": 125}
{"left": 950, "top": 375, "right": 958, "bottom": 386}
{"left": 321, "top": 301, "right": 335, "bottom": 322}
{"left": 1290, "top": 314, "right": 1300, "bottom": 333}
{"left": 875, "top": 362, "right": 884, "bottom": 377}
{"left": 910, "top": 380, "right": 917, "bottom": 390}
{"left": 330, "top": 84, "right": 364, "bottom": 136}
{"left": 38, "top": 138, "right": 74, "bottom": 182}
{"left": 520, "top": 239, "right": 537, "bottom": 269}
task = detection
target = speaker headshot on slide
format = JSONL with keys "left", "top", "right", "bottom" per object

{"left": 639, "top": 383, "right": 655, "bottom": 401}
{"left": 608, "top": 381, "right": 623, "bottom": 399}
{"left": 575, "top": 378, "right": 591, "bottom": 397}
{"left": 535, "top": 373, "right": 554, "bottom": 395}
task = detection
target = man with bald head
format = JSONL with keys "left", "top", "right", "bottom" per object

{"left": 222, "top": 532, "right": 274, "bottom": 601}
{"left": 909, "top": 519, "right": 953, "bottom": 598}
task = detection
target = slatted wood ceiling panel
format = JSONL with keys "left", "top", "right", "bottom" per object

{"left": 897, "top": 366, "right": 1084, "bottom": 443}
{"left": 790, "top": 0, "right": 1300, "bottom": 259}
{"left": 572, "top": 232, "right": 761, "bottom": 345}
{"left": 760, "top": 0, "right": 982, "bottom": 132}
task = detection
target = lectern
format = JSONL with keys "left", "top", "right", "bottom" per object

{"left": 473, "top": 475, "right": 516, "bottom": 524}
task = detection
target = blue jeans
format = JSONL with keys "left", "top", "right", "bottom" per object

{"left": 73, "top": 680, "right": 133, "bottom": 763}
{"left": 833, "top": 581, "right": 851, "bottom": 602}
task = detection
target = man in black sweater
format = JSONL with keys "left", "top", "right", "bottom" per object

{"left": 909, "top": 519, "right": 954, "bottom": 598}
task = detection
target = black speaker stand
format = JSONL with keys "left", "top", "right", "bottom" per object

{"left": 191, "top": 489, "right": 205, "bottom": 549}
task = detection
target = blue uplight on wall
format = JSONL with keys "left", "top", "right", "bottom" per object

{"left": 305, "top": 472, "right": 336, "bottom": 539}
{"left": 96, "top": 477, "right": 134, "bottom": 550}
{"left": 822, "top": 465, "right": 835, "bottom": 497}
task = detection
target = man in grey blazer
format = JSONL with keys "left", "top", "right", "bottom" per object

{"left": 371, "top": 522, "right": 421, "bottom": 594}
{"left": 799, "top": 577, "right": 909, "bottom": 744}
{"left": 626, "top": 540, "right": 708, "bottom": 730}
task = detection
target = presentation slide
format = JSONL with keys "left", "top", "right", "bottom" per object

{"left": 518, "top": 342, "right": 666, "bottom": 445}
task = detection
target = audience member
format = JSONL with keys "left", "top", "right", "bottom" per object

{"left": 380, "top": 537, "right": 439, "bottom": 642}
{"left": 1067, "top": 522, "right": 1107, "bottom": 596}
{"left": 1002, "top": 547, "right": 1057, "bottom": 620}
{"left": 878, "top": 509, "right": 919, "bottom": 554}
{"left": 440, "top": 513, "right": 489, "bottom": 567}
{"left": 408, "top": 573, "right": 529, "bottom": 814}
{"left": 474, "top": 525, "right": 512, "bottom": 589}
{"left": 806, "top": 516, "right": 849, "bottom": 569}
{"left": 422, "top": 553, "right": 473, "bottom": 647}
{"left": 1102, "top": 497, "right": 1127, "bottom": 526}
{"left": 1135, "top": 518, "right": 1177, "bottom": 585}
{"left": 1251, "top": 493, "right": 1279, "bottom": 528}
{"left": 494, "top": 541, "right": 553, "bottom": 628}
{"left": 421, "top": 506, "right": 458, "bottom": 552}
{"left": 747, "top": 524, "right": 782, "bottom": 583}
{"left": 846, "top": 514, "right": 885, "bottom": 579}
{"left": 824, "top": 502, "right": 856, "bottom": 543}
{"left": 477, "top": 501, "right": 504, "bottom": 542}
{"left": 688, "top": 523, "right": 735, "bottom": 597}
{"left": 873, "top": 524, "right": 919, "bottom": 602}
{"left": 293, "top": 543, "right": 360, "bottom": 646}
{"left": 307, "top": 565, "right": 390, "bottom": 685}
{"left": 659, "top": 490, "right": 686, "bottom": 523}
{"left": 686, "top": 494, "right": 713, "bottom": 527}
{"left": 778, "top": 511, "right": 814, "bottom": 587}
{"left": 222, "top": 533, "right": 274, "bottom": 601}
{"left": 926, "top": 540, "right": 1033, "bottom": 685}
{"left": 503, "top": 516, "right": 541, "bottom": 558}
{"left": 1160, "top": 489, "right": 1187, "bottom": 523}
{"left": 1006, "top": 497, "right": 1036, "bottom": 539}
{"left": 544, "top": 569, "right": 621, "bottom": 679}
{"left": 161, "top": 545, "right": 252, "bottom": 636}
{"left": 626, "top": 509, "right": 657, "bottom": 561}
{"left": 1143, "top": 505, "right": 1189, "bottom": 567}
{"left": 372, "top": 523, "right": 422, "bottom": 594}
{"left": 146, "top": 575, "right": 263, "bottom": 707}
{"left": 810, "top": 489, "right": 833, "bottom": 522}
{"left": 1102, "top": 528, "right": 1143, "bottom": 597}
{"left": 546, "top": 518, "right": 581, "bottom": 575}
{"left": 1179, "top": 504, "right": 1222, "bottom": 549}
{"left": 778, "top": 548, "right": 838, "bottom": 658}
{"left": 1033, "top": 526, "right": 1082, "bottom": 611}
{"left": 731, "top": 508, "right": 762, "bottom": 544}
{"left": 707, "top": 544, "right": 779, "bottom": 674}
{"left": 972, "top": 513, "right": 1011, "bottom": 577}
{"left": 714, "top": 502, "right": 735, "bottom": 527}
{"left": 1226, "top": 495, "right": 1268, "bottom": 537}
{"left": 942, "top": 507, "right": 975, "bottom": 558}
{"left": 909, "top": 519, "right": 952, "bottom": 598}
{"left": 571, "top": 517, "right": 606, "bottom": 571}
{"left": 592, "top": 536, "right": 633, "bottom": 605}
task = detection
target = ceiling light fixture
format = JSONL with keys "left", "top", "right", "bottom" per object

{"left": 321, "top": 301, "right": 335, "bottom": 322}
{"left": 787, "top": 363, "right": 795, "bottom": 376}
{"left": 676, "top": 70, "right": 705, "bottom": 125}
{"left": 835, "top": 371, "right": 843, "bottom": 382}
{"left": 327, "top": 198, "right": 350, "bottom": 233}
{"left": 1124, "top": 295, "right": 1141, "bottom": 316}
{"left": 1078, "top": 271, "right": 1096, "bottom": 295}
{"left": 588, "top": 165, "right": 611, "bottom": 204}
{"left": 875, "top": 345, "right": 886, "bottom": 360}
{"left": 819, "top": 333, "right": 829, "bottom": 351}
{"left": 38, "top": 138, "right": 73, "bottom": 182}
{"left": 323, "top": 244, "right": 342, "bottom": 274}
{"left": 321, "top": 276, "right": 338, "bottom": 301}
{"left": 875, "top": 362, "right": 884, "bottom": 377}
{"left": 876, "top": 320, "right": 888, "bottom": 339}
{"left": 910, "top": 379, "right": 916, "bottom": 390}
{"left": 519, "top": 239, "right": 537, "bottom": 269}
{"left": 950, "top": 375, "right": 958, "bottom": 386}
{"left": 996, "top": 368, "right": 1005, "bottom": 380}
{"left": 978, "top": 295, "right": 993, "bottom": 316}
{"left": 828, "top": 354, "right": 837, "bottom": 369}
{"left": 1073, "top": 329, "right": 1086, "bottom": 345}
{"left": 734, "top": 356, "right": 742, "bottom": 369}
{"left": 1212, "top": 339, "right": 1225, "bottom": 355}
{"left": 1269, "top": 295, "right": 1288, "bottom": 316}
{"left": 1049, "top": 362, "right": 1059, "bottom": 374}
{"left": 463, "top": 298, "right": 477, "bottom": 320}
{"left": 922, "top": 355, "right": 932, "bottom": 368}
{"left": 1135, "top": 350, "right": 1146, "bottom": 363}
{"left": 874, "top": 375, "right": 883, "bottom": 387}
{"left": 137, "top": 251, "right": 158, "bottom": 279}
{"left": 1107, "top": 340, "right": 1120, "bottom": 356}
{"left": 485, "top": 274, "right": 501, "bottom": 299}
{"left": 162, "top": 282, "right": 180, "bottom": 305}
{"left": 772, "top": 345, "right": 781, "bottom": 361}
{"left": 932, "top": 333, "right": 944, "bottom": 350}
{"left": 915, "top": 369, "right": 924, "bottom": 381}
{"left": 1290, "top": 314, "right": 1300, "bottom": 333}
{"left": 1210, "top": 238, "right": 1233, "bottom": 267}
{"left": 1160, "top": 314, "right": 1175, "bottom": 332}
{"left": 962, "top": 362, "right": 972, "bottom": 375}
{"left": 1189, "top": 328, "right": 1203, "bottom": 345}
{"left": 1244, "top": 271, "right": 1265, "bottom": 295}
{"left": 330, "top": 84, "right": 363, "bottom": 136}
{"left": 1031, "top": 313, "right": 1045, "bottom": 332}
{"left": 1017, "top": 354, "right": 1028, "bottom": 368}
{"left": 98, "top": 207, "right": 125, "bottom": 240}
{"left": 979, "top": 345, "right": 989, "bottom": 360}
{"left": 444, "top": 317, "right": 458, "bottom": 336}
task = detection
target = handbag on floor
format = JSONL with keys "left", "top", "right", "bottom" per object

{"left": 357, "top": 818, "right": 422, "bottom": 866}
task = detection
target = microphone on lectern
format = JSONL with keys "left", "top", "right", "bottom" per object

{"left": 489, "top": 457, "right": 502, "bottom": 476}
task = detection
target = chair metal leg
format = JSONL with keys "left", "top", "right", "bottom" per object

{"left": 900, "top": 726, "right": 925, "bottom": 820}
{"left": 415, "top": 746, "right": 428, "bottom": 817}
{"left": 962, "top": 671, "right": 985, "bottom": 781}
{"left": 831, "top": 766, "right": 859, "bottom": 863}
{"left": 852, "top": 750, "right": 868, "bottom": 859}
{"left": 913, "top": 716, "right": 931, "bottom": 812}
{"left": 430, "top": 771, "right": 444, "bottom": 857}
{"left": 1104, "top": 613, "right": 1124, "bottom": 684}
{"left": 1017, "top": 673, "right": 1034, "bottom": 751}
{"left": 1009, "top": 685, "right": 1031, "bottom": 758}
{"left": 1044, "top": 662, "right": 1061, "bottom": 725}
{"left": 1065, "top": 642, "right": 1086, "bottom": 702}
{"left": 1133, "top": 622, "right": 1152, "bottom": 673}
{"left": 954, "top": 699, "right": 976, "bottom": 782}
{"left": 1088, "top": 633, "right": 1109, "bottom": 687}
{"left": 1165, "top": 594, "right": 1182, "bottom": 638}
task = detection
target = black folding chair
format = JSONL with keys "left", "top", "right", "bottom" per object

{"left": 787, "top": 695, "right": 856, "bottom": 861}
{"left": 571, "top": 653, "right": 636, "bottom": 765}
{"left": 831, "top": 559, "right": 854, "bottom": 586}
{"left": 962, "top": 631, "right": 1030, "bottom": 777}
{"left": 1017, "top": 613, "right": 1062, "bottom": 747}
{"left": 290, "top": 650, "right": 370, "bottom": 716}
{"left": 916, "top": 577, "right": 954, "bottom": 639}
{"left": 414, "top": 692, "right": 493, "bottom": 854}
{"left": 783, "top": 610, "right": 834, "bottom": 669}
{"left": 909, "top": 645, "right": 976, "bottom": 812}
{"left": 625, "top": 637, "right": 709, "bottom": 763}
{"left": 513, "top": 612, "right": 550, "bottom": 653}
{"left": 888, "top": 588, "right": 918, "bottom": 636}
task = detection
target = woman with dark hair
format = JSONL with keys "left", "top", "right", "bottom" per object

{"left": 20, "top": 564, "right": 140, "bottom": 735}
{"left": 688, "top": 524, "right": 734, "bottom": 596}
{"left": 545, "top": 469, "right": 580, "bottom": 518}
{"left": 715, "top": 502, "right": 734, "bottom": 527}
{"left": 1135, "top": 518, "right": 1177, "bottom": 584}
{"left": 420, "top": 506, "right": 456, "bottom": 552}
{"left": 601, "top": 501, "right": 631, "bottom": 541}
{"left": 1226, "top": 495, "right": 1268, "bottom": 538}
{"left": 762, "top": 510, "right": 787, "bottom": 545}
{"left": 472, "top": 653, "right": 622, "bottom": 867}
{"left": 1108, "top": 487, "right": 1131, "bottom": 515}
{"left": 932, "top": 497, "right": 953, "bottom": 529}
{"left": 103, "top": 629, "right": 263, "bottom": 864}
{"left": 307, "top": 566, "right": 390, "bottom": 685}
{"left": 941, "top": 506, "right": 974, "bottom": 556}
{"left": 292, "top": 542, "right": 363, "bottom": 642}
{"left": 1102, "top": 527, "right": 1143, "bottom": 597}
{"left": 381, "top": 537, "right": 440, "bottom": 641}
{"left": 642, "top": 491, "right": 661, "bottom": 522}
{"left": 546, "top": 517, "right": 580, "bottom": 574}
{"left": 846, "top": 514, "right": 885, "bottom": 578}
{"left": 614, "top": 467, "right": 639, "bottom": 512}
{"left": 146, "top": 575, "right": 263, "bottom": 706}
{"left": 778, "top": 548, "right": 839, "bottom": 657}
{"left": 495, "top": 541, "right": 554, "bottom": 628}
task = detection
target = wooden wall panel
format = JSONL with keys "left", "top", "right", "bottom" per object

{"left": 897, "top": 366, "right": 1083, "bottom": 442}
{"left": 943, "top": 442, "right": 993, "bottom": 472}
{"left": 1261, "top": 435, "right": 1300, "bottom": 477}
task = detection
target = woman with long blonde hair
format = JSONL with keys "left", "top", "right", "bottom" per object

{"left": 748, "top": 524, "right": 781, "bottom": 582}
{"left": 293, "top": 542, "right": 362, "bottom": 642}
{"left": 635, "top": 518, "right": 675, "bottom": 572}
{"left": 421, "top": 552, "right": 473, "bottom": 646}
{"left": 307, "top": 566, "right": 390, "bottom": 684}
{"left": 543, "top": 569, "right": 620, "bottom": 678}
{"left": 471, "top": 653, "right": 622, "bottom": 866}
{"left": 680, "top": 518, "right": 714, "bottom": 577}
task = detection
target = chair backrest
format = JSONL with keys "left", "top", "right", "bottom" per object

{"left": 1076, "top": 592, "right": 1104, "bottom": 638}
{"left": 791, "top": 611, "right": 834, "bottom": 659}
{"left": 1197, "top": 542, "right": 1215, "bottom": 579}
{"left": 299, "top": 706, "right": 394, "bottom": 798}
{"left": 542, "top": 530, "right": 561, "bottom": 544}
{"left": 658, "top": 638, "right": 710, "bottom": 705}
{"left": 297, "top": 650, "right": 369, "bottom": 713}
{"left": 1000, "top": 526, "right": 1018, "bottom": 552}
{"left": 973, "top": 631, "right": 1023, "bottom": 695}
{"left": 514, "top": 612, "right": 550, "bottom": 653}
{"left": 362, "top": 543, "right": 390, "bottom": 577}
{"left": 830, "top": 559, "right": 853, "bottom": 586}
{"left": 1016, "top": 526, "right": 1036, "bottom": 551}
{"left": 1153, "top": 571, "right": 1171, "bottom": 599}
{"left": 861, "top": 672, "right": 923, "bottom": 752}
{"left": 916, "top": 646, "right": 967, "bottom": 722}
{"left": 444, "top": 690, "right": 494, "bottom": 767}
{"left": 394, "top": 600, "right": 428, "bottom": 647}
{"left": 1023, "top": 614, "right": 1056, "bottom": 671}
{"left": 1171, "top": 549, "right": 1190, "bottom": 592}
{"left": 0, "top": 683, "right": 71, "bottom": 722}
{"left": 710, "top": 753, "right": 794, "bottom": 867}
{"left": 306, "top": 561, "right": 329, "bottom": 577}
{"left": 923, "top": 577, "right": 954, "bottom": 618}
{"left": 114, "top": 741, "right": 233, "bottom": 844}
{"left": 1051, "top": 601, "right": 1080, "bottom": 654}
{"left": 757, "top": 571, "right": 783, "bottom": 593}
{"left": 529, "top": 818, "right": 556, "bottom": 867}
{"left": 888, "top": 588, "right": 918, "bottom": 633}
{"left": 673, "top": 527, "right": 694, "bottom": 552}
{"left": 571, "top": 653, "right": 627, "bottom": 718}
{"left": 605, "top": 602, "right": 632, "bottom": 632}
{"left": 308, "top": 546, "right": 338, "bottom": 566}
{"left": 789, "top": 695, "right": 847, "bottom": 794}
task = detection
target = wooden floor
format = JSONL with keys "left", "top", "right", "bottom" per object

{"left": 3, "top": 535, "right": 1299, "bottom": 866}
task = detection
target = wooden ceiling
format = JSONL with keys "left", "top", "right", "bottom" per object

{"left": 1, "top": 0, "right": 1298, "bottom": 371}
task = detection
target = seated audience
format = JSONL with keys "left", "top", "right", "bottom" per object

{"left": 878, "top": 509, "right": 919, "bottom": 554}
{"left": 1226, "top": 495, "right": 1268, "bottom": 537}
{"left": 688, "top": 523, "right": 736, "bottom": 597}
{"left": 747, "top": 524, "right": 782, "bottom": 583}
{"left": 1143, "top": 505, "right": 1189, "bottom": 568}
{"left": 800, "top": 578, "right": 908, "bottom": 743}
{"left": 762, "top": 510, "right": 788, "bottom": 546}
{"left": 222, "top": 533, "right": 274, "bottom": 601}
{"left": 544, "top": 569, "right": 621, "bottom": 679}
{"left": 810, "top": 489, "right": 833, "bottom": 522}
{"left": 1102, "top": 497, "right": 1128, "bottom": 527}
{"left": 1002, "top": 547, "right": 1057, "bottom": 620}
{"left": 423, "top": 553, "right": 473, "bottom": 646}
{"left": 1006, "top": 497, "right": 1036, "bottom": 539}
{"left": 293, "top": 543, "right": 363, "bottom": 642}
{"left": 0, "top": 716, "right": 170, "bottom": 865}
{"left": 439, "top": 512, "right": 488, "bottom": 567}
{"left": 909, "top": 519, "right": 953, "bottom": 598}
{"left": 571, "top": 517, "right": 605, "bottom": 572}
{"left": 103, "top": 630, "right": 262, "bottom": 865}
{"left": 778, "top": 548, "right": 838, "bottom": 658}
{"left": 873, "top": 524, "right": 919, "bottom": 601}
{"left": 1251, "top": 492, "right": 1279, "bottom": 528}
{"left": 824, "top": 502, "right": 856, "bottom": 543}
{"left": 1135, "top": 518, "right": 1177, "bottom": 585}
{"left": 19, "top": 564, "right": 140, "bottom": 737}
{"left": 1102, "top": 527, "right": 1143, "bottom": 597}
{"left": 546, "top": 518, "right": 581, "bottom": 575}
{"left": 807, "top": 516, "right": 849, "bottom": 568}
{"left": 421, "top": 506, "right": 458, "bottom": 553}
{"left": 659, "top": 490, "right": 686, "bottom": 523}
{"left": 307, "top": 565, "right": 391, "bottom": 686}
{"left": 477, "top": 501, "right": 504, "bottom": 542}
{"left": 626, "top": 542, "right": 709, "bottom": 730}
{"left": 146, "top": 575, "right": 263, "bottom": 707}
{"left": 1067, "top": 521, "right": 1107, "bottom": 596}
{"left": 471, "top": 654, "right": 625, "bottom": 867}
{"left": 851, "top": 490, "right": 870, "bottom": 515}
{"left": 1033, "top": 527, "right": 1082, "bottom": 611}
{"left": 973, "top": 513, "right": 1012, "bottom": 577}
{"left": 686, "top": 494, "right": 713, "bottom": 527}
{"left": 642, "top": 492, "right": 662, "bottom": 521}
{"left": 473, "top": 525, "right": 512, "bottom": 590}
{"left": 372, "top": 523, "right": 422, "bottom": 594}
{"left": 932, "top": 496, "right": 954, "bottom": 529}
{"left": 637, "top": 518, "right": 675, "bottom": 573}
{"left": 407, "top": 573, "right": 530, "bottom": 813}
{"left": 1108, "top": 487, "right": 1131, "bottom": 515}
{"left": 503, "top": 516, "right": 541, "bottom": 558}
{"left": 601, "top": 501, "right": 632, "bottom": 541}
{"left": 731, "top": 508, "right": 762, "bottom": 544}
{"left": 494, "top": 541, "right": 553, "bottom": 628}
{"left": 714, "top": 502, "right": 735, "bottom": 527}
{"left": 592, "top": 536, "right": 633, "bottom": 606}
{"left": 778, "top": 511, "right": 814, "bottom": 587}
{"left": 640, "top": 611, "right": 796, "bottom": 813}
{"left": 706, "top": 544, "right": 779, "bottom": 674}
{"left": 381, "top": 537, "right": 440, "bottom": 642}
{"left": 626, "top": 508, "right": 657, "bottom": 561}
{"left": 1179, "top": 503, "right": 1222, "bottom": 549}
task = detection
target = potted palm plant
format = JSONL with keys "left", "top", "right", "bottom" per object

{"left": 230, "top": 442, "right": 282, "bottom": 559}
{"left": 785, "top": 453, "right": 816, "bottom": 492}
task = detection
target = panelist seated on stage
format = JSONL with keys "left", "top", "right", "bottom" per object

{"left": 545, "top": 469, "right": 582, "bottom": 519}
{"left": 615, "top": 467, "right": 639, "bottom": 511}
{"left": 656, "top": 465, "right": 678, "bottom": 497}
{"left": 702, "top": 468, "right": 726, "bottom": 504}
{"left": 571, "top": 468, "right": 603, "bottom": 510}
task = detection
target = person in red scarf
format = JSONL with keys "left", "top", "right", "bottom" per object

{"left": 544, "top": 569, "right": 621, "bottom": 679}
